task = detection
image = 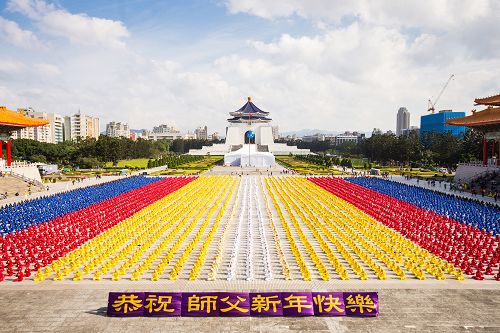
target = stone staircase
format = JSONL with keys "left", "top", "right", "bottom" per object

{"left": 0, "top": 175, "right": 43, "bottom": 199}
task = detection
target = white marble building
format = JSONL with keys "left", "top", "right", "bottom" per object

{"left": 188, "top": 97, "right": 310, "bottom": 166}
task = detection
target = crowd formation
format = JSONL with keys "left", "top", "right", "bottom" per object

{"left": 310, "top": 177, "right": 500, "bottom": 280}
{"left": 269, "top": 177, "right": 464, "bottom": 281}
{"left": 0, "top": 176, "right": 162, "bottom": 235}
{"left": 0, "top": 176, "right": 195, "bottom": 282}
{"left": 346, "top": 177, "right": 499, "bottom": 235}
{"left": 0, "top": 173, "right": 499, "bottom": 283}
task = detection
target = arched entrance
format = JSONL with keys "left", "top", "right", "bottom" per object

{"left": 244, "top": 130, "right": 255, "bottom": 144}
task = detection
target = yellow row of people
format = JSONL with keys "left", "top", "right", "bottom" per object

{"left": 260, "top": 178, "right": 292, "bottom": 280}
{"left": 173, "top": 178, "right": 237, "bottom": 280}
{"left": 273, "top": 176, "right": 462, "bottom": 281}
{"left": 206, "top": 180, "right": 241, "bottom": 281}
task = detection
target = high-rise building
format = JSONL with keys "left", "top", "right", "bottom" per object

{"left": 10, "top": 108, "right": 63, "bottom": 143}
{"left": 47, "top": 113, "right": 64, "bottom": 143}
{"left": 194, "top": 126, "right": 208, "bottom": 140}
{"left": 420, "top": 110, "right": 466, "bottom": 137}
{"left": 106, "top": 121, "right": 130, "bottom": 138}
{"left": 64, "top": 111, "right": 100, "bottom": 141}
{"left": 396, "top": 107, "right": 410, "bottom": 136}
{"left": 211, "top": 132, "right": 220, "bottom": 141}
{"left": 272, "top": 126, "right": 279, "bottom": 140}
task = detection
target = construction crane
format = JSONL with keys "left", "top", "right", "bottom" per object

{"left": 427, "top": 74, "right": 455, "bottom": 113}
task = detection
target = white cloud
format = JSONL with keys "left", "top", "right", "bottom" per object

{"left": 34, "top": 63, "right": 60, "bottom": 76}
{"left": 0, "top": 59, "right": 26, "bottom": 73}
{"left": 224, "top": 0, "right": 494, "bottom": 30}
{"left": 0, "top": 16, "right": 44, "bottom": 49}
{"left": 7, "top": 0, "right": 129, "bottom": 48}
{"left": 0, "top": 1, "right": 499, "bottom": 135}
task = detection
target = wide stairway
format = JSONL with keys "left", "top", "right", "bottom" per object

{"left": 0, "top": 175, "right": 42, "bottom": 198}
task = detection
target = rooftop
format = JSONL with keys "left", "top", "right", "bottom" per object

{"left": 228, "top": 97, "right": 272, "bottom": 123}
{"left": 474, "top": 93, "right": 500, "bottom": 106}
{"left": 0, "top": 106, "right": 49, "bottom": 133}
{"left": 229, "top": 97, "right": 269, "bottom": 116}
{"left": 446, "top": 106, "right": 500, "bottom": 127}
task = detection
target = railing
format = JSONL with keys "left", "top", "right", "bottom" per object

{"left": 0, "top": 160, "right": 41, "bottom": 170}
{"left": 257, "top": 145, "right": 269, "bottom": 152}
{"left": 458, "top": 160, "right": 500, "bottom": 168}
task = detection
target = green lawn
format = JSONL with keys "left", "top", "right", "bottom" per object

{"left": 104, "top": 158, "right": 150, "bottom": 169}
{"left": 151, "top": 156, "right": 223, "bottom": 175}
{"left": 275, "top": 156, "right": 344, "bottom": 175}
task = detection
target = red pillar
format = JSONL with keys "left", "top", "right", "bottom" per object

{"left": 0, "top": 140, "right": 2, "bottom": 159}
{"left": 483, "top": 139, "right": 488, "bottom": 165}
{"left": 6, "top": 140, "right": 11, "bottom": 166}
{"left": 492, "top": 140, "right": 495, "bottom": 160}
{"left": 498, "top": 140, "right": 500, "bottom": 166}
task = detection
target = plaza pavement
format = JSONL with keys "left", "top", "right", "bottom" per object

{"left": 0, "top": 280, "right": 499, "bottom": 333}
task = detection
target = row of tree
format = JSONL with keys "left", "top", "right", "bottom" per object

{"left": 358, "top": 130, "right": 482, "bottom": 167}
{"left": 294, "top": 154, "right": 354, "bottom": 168}
{"left": 11, "top": 137, "right": 171, "bottom": 166}
{"left": 281, "top": 129, "right": 483, "bottom": 167}
{"left": 10, "top": 129, "right": 483, "bottom": 168}
{"left": 147, "top": 155, "right": 203, "bottom": 168}
{"left": 10, "top": 136, "right": 220, "bottom": 167}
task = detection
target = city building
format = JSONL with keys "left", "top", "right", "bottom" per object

{"left": 153, "top": 124, "right": 178, "bottom": 134}
{"left": 106, "top": 121, "right": 130, "bottom": 138}
{"left": 194, "top": 126, "right": 208, "bottom": 140}
{"left": 402, "top": 126, "right": 420, "bottom": 137}
{"left": 332, "top": 131, "right": 365, "bottom": 145}
{"left": 64, "top": 111, "right": 100, "bottom": 141}
{"left": 396, "top": 107, "right": 410, "bottom": 136}
{"left": 129, "top": 130, "right": 146, "bottom": 141}
{"left": 10, "top": 108, "right": 64, "bottom": 143}
{"left": 302, "top": 133, "right": 325, "bottom": 142}
{"left": 210, "top": 132, "right": 220, "bottom": 141}
{"left": 146, "top": 124, "right": 182, "bottom": 141}
{"left": 420, "top": 110, "right": 466, "bottom": 137}
{"left": 272, "top": 126, "right": 279, "bottom": 140}
{"left": 47, "top": 113, "right": 64, "bottom": 143}
{"left": 372, "top": 128, "right": 383, "bottom": 136}
{"left": 183, "top": 133, "right": 196, "bottom": 140}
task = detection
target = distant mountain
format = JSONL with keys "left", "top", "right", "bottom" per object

{"left": 130, "top": 129, "right": 146, "bottom": 133}
{"left": 281, "top": 129, "right": 340, "bottom": 137}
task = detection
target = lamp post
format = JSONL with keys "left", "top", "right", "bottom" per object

{"left": 246, "top": 130, "right": 255, "bottom": 167}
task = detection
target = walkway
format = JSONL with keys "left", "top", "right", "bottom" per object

{"left": 390, "top": 175, "right": 500, "bottom": 207}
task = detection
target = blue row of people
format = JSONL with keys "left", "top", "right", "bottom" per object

{"left": 0, "top": 176, "right": 162, "bottom": 236}
{"left": 346, "top": 177, "right": 500, "bottom": 235}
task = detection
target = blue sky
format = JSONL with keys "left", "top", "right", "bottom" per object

{"left": 0, "top": 0, "right": 499, "bottom": 134}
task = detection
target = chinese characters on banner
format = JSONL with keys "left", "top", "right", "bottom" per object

{"left": 108, "top": 292, "right": 379, "bottom": 317}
